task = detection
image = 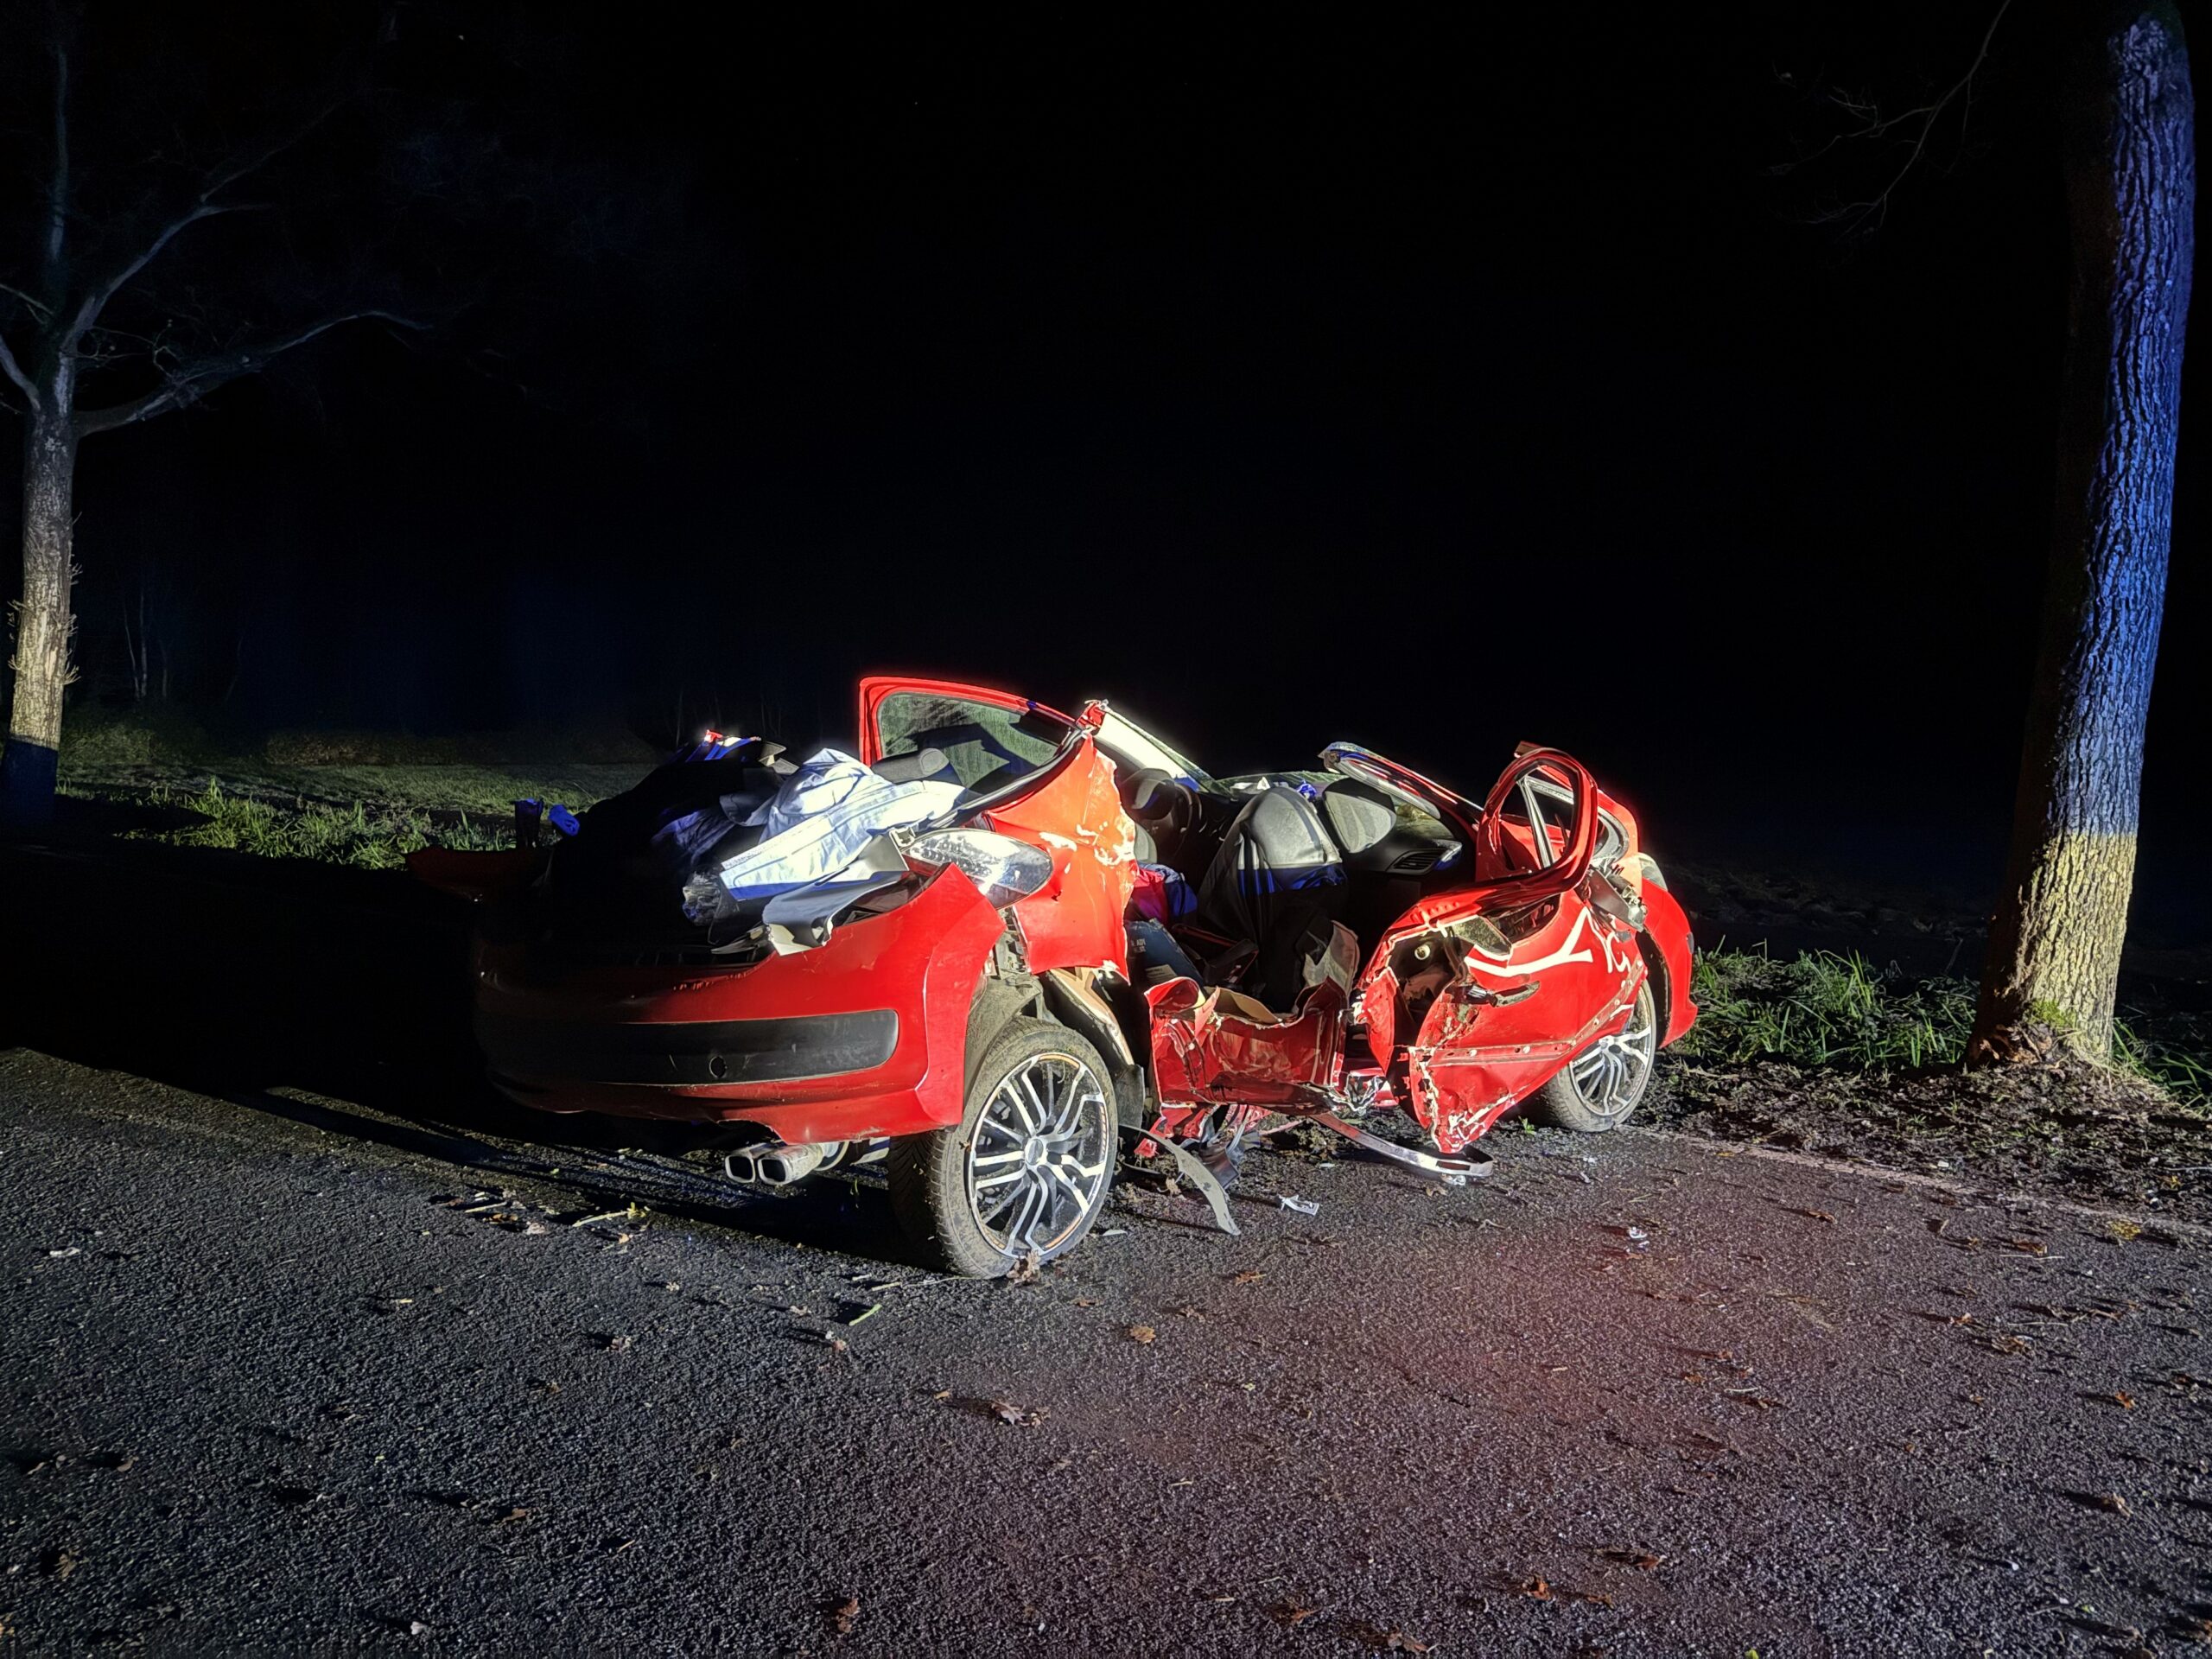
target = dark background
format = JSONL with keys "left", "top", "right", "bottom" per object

{"left": 15, "top": 2, "right": 2207, "bottom": 936}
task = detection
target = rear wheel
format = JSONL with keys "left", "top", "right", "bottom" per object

{"left": 1529, "top": 978, "right": 1657, "bottom": 1132}
{"left": 888, "top": 1017, "right": 1116, "bottom": 1277}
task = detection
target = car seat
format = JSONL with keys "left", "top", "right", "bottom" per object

{"left": 1121, "top": 767, "right": 1201, "bottom": 867}
{"left": 1190, "top": 786, "right": 1349, "bottom": 1008}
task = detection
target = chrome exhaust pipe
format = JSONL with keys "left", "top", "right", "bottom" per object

{"left": 727, "top": 1141, "right": 842, "bottom": 1185}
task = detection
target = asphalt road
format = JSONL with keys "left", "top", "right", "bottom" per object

{"left": 3, "top": 1047, "right": 2209, "bottom": 1657}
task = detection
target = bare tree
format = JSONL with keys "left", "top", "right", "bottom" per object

{"left": 1972, "top": 4, "right": 2194, "bottom": 1064}
{"left": 0, "top": 5, "right": 435, "bottom": 825}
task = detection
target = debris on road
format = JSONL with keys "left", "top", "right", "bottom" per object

{"left": 1277, "top": 1194, "right": 1320, "bottom": 1216}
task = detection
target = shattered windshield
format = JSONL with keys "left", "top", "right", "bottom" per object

{"left": 874, "top": 691, "right": 1071, "bottom": 793}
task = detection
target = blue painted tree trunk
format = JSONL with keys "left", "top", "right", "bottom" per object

{"left": 1974, "top": 3, "right": 2195, "bottom": 1062}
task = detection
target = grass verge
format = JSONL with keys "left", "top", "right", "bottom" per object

{"left": 130, "top": 780, "right": 513, "bottom": 870}
{"left": 1678, "top": 946, "right": 2209, "bottom": 1109}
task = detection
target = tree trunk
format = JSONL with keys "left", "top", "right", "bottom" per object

{"left": 3, "top": 385, "right": 79, "bottom": 830}
{"left": 1972, "top": 3, "right": 2194, "bottom": 1065}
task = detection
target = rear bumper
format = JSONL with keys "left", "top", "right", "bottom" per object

{"left": 472, "top": 866, "right": 1007, "bottom": 1139}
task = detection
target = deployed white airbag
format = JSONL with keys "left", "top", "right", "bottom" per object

{"left": 711, "top": 747, "right": 962, "bottom": 902}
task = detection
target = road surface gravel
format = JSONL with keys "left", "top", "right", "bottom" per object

{"left": 3, "top": 1046, "right": 2209, "bottom": 1656}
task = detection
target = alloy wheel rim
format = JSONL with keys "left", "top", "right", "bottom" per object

{"left": 965, "top": 1051, "right": 1111, "bottom": 1256}
{"left": 1567, "top": 987, "right": 1656, "bottom": 1116}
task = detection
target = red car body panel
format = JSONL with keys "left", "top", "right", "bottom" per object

{"left": 857, "top": 675, "right": 1134, "bottom": 979}
{"left": 1141, "top": 931, "right": 1355, "bottom": 1109}
{"left": 471, "top": 861, "right": 1007, "bottom": 1141}
{"left": 422, "top": 677, "right": 1696, "bottom": 1167}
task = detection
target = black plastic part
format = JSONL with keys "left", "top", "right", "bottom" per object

{"left": 476, "top": 1007, "right": 899, "bottom": 1087}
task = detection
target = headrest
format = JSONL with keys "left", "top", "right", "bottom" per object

{"left": 871, "top": 747, "right": 950, "bottom": 785}
{"left": 1321, "top": 779, "right": 1396, "bottom": 855}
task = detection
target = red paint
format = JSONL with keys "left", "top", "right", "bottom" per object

{"left": 417, "top": 684, "right": 1697, "bottom": 1174}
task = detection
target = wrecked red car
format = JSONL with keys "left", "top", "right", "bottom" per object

{"left": 411, "top": 677, "right": 1696, "bottom": 1275}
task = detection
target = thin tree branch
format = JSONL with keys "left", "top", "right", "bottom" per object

{"left": 0, "top": 282, "right": 56, "bottom": 325}
{"left": 0, "top": 328, "right": 37, "bottom": 404}
{"left": 60, "top": 83, "right": 356, "bottom": 347}
{"left": 1817, "top": 0, "right": 2013, "bottom": 232}
{"left": 63, "top": 201, "right": 264, "bottom": 345}
{"left": 72, "top": 308, "right": 426, "bottom": 435}
{"left": 194, "top": 92, "right": 352, "bottom": 209}
{"left": 45, "top": 41, "right": 69, "bottom": 281}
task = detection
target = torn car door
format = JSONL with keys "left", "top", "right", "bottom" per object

{"left": 1364, "top": 749, "right": 1647, "bottom": 1154}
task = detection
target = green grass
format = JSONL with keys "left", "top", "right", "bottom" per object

{"left": 132, "top": 780, "right": 513, "bottom": 869}
{"left": 1679, "top": 947, "right": 1978, "bottom": 1070}
{"left": 1683, "top": 944, "right": 2209, "bottom": 1108}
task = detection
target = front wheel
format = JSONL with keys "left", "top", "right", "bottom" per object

{"left": 1528, "top": 977, "right": 1657, "bottom": 1132}
{"left": 888, "top": 1017, "right": 1116, "bottom": 1277}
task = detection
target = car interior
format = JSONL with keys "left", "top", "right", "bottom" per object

{"left": 1118, "top": 765, "right": 1470, "bottom": 1013}
{"left": 874, "top": 691, "right": 1490, "bottom": 1015}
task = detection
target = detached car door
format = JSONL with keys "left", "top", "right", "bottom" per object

{"left": 1352, "top": 747, "right": 1649, "bottom": 1154}
{"left": 856, "top": 677, "right": 1135, "bottom": 976}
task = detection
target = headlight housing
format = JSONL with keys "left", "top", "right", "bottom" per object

{"left": 904, "top": 829, "right": 1055, "bottom": 907}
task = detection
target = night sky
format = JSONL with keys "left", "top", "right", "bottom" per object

{"left": 29, "top": 3, "right": 2207, "bottom": 931}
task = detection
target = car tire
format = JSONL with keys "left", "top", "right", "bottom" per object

{"left": 887, "top": 1016, "right": 1117, "bottom": 1278}
{"left": 1528, "top": 977, "right": 1658, "bottom": 1133}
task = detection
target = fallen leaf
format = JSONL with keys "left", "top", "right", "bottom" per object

{"left": 2107, "top": 1218, "right": 2144, "bottom": 1242}
{"left": 1785, "top": 1207, "right": 1836, "bottom": 1224}
{"left": 988, "top": 1399, "right": 1047, "bottom": 1427}
{"left": 1270, "top": 1602, "right": 1320, "bottom": 1627}
{"left": 599, "top": 1334, "right": 633, "bottom": 1353}
{"left": 1128, "top": 1325, "right": 1157, "bottom": 1344}
{"left": 2062, "top": 1491, "right": 2131, "bottom": 1516}
{"left": 1233, "top": 1270, "right": 1266, "bottom": 1284}
{"left": 1521, "top": 1576, "right": 1554, "bottom": 1600}
{"left": 1358, "top": 1627, "right": 1432, "bottom": 1654}
{"left": 827, "top": 1593, "right": 861, "bottom": 1635}
{"left": 1974, "top": 1333, "right": 2032, "bottom": 1357}
{"left": 2004, "top": 1237, "right": 2050, "bottom": 1256}
{"left": 41, "top": 1546, "right": 79, "bottom": 1580}
{"left": 1722, "top": 1388, "right": 1783, "bottom": 1409}
{"left": 1599, "top": 1548, "right": 1664, "bottom": 1570}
